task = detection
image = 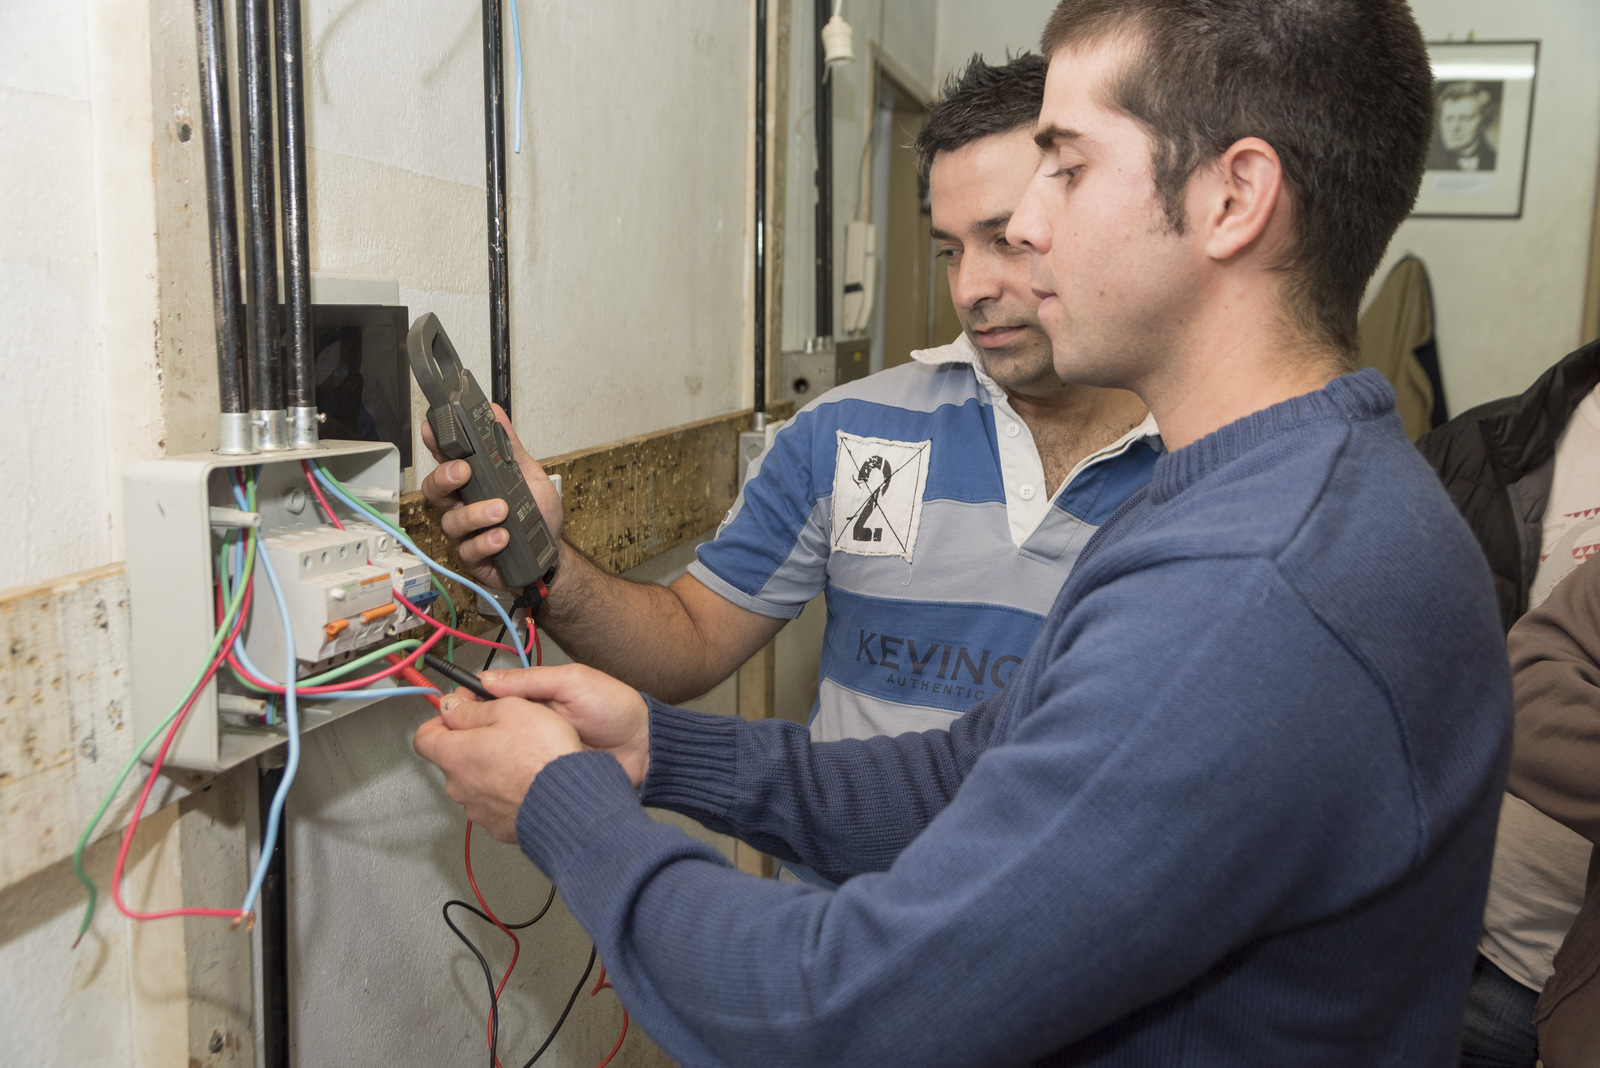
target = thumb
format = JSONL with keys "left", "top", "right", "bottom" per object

{"left": 490, "top": 404, "right": 533, "bottom": 462}
{"left": 438, "top": 693, "right": 499, "bottom": 730}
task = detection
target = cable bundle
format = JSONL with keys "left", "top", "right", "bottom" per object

{"left": 69, "top": 459, "right": 623, "bottom": 1064}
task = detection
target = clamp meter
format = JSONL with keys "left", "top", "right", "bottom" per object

{"left": 407, "top": 312, "right": 558, "bottom": 591}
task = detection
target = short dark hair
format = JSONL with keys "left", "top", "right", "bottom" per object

{"left": 915, "top": 53, "right": 1049, "bottom": 183}
{"left": 1041, "top": 0, "right": 1434, "bottom": 356}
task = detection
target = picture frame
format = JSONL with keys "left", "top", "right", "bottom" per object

{"left": 1412, "top": 40, "right": 1539, "bottom": 219}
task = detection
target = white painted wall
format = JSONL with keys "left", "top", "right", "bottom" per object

{"left": 935, "top": 0, "right": 1054, "bottom": 77}
{"left": 1, "top": 1, "right": 118, "bottom": 591}
{"left": 782, "top": 0, "right": 940, "bottom": 350}
{"left": 301, "top": 0, "right": 754, "bottom": 484}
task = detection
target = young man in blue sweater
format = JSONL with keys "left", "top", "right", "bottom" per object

{"left": 415, "top": 1, "right": 1511, "bottom": 1064}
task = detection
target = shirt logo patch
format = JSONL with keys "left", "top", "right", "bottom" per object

{"left": 830, "top": 431, "right": 930, "bottom": 561}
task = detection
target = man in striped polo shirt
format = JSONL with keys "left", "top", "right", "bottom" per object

{"left": 422, "top": 54, "right": 1157, "bottom": 764}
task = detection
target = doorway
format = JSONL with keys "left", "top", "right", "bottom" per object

{"left": 868, "top": 70, "right": 962, "bottom": 371}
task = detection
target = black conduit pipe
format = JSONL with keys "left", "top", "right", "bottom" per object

{"left": 195, "top": 0, "right": 247, "bottom": 422}
{"left": 238, "top": 0, "right": 285, "bottom": 446}
{"left": 275, "top": 0, "right": 316, "bottom": 445}
{"left": 482, "top": 0, "right": 512, "bottom": 412}
{"left": 258, "top": 765, "right": 290, "bottom": 1068}
{"left": 754, "top": 0, "right": 768, "bottom": 417}
{"left": 813, "top": 0, "right": 834, "bottom": 340}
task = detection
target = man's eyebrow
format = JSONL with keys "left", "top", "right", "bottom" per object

{"left": 971, "top": 212, "right": 1011, "bottom": 235}
{"left": 930, "top": 214, "right": 1011, "bottom": 243}
{"left": 1033, "top": 123, "right": 1083, "bottom": 152}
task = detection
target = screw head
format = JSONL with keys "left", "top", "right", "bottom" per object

{"left": 208, "top": 1031, "right": 224, "bottom": 1053}
{"left": 177, "top": 123, "right": 193, "bottom": 142}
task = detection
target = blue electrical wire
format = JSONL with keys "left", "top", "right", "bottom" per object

{"left": 228, "top": 632, "right": 438, "bottom": 701}
{"left": 309, "top": 463, "right": 529, "bottom": 668}
{"left": 510, "top": 0, "right": 524, "bottom": 154}
{"left": 230, "top": 461, "right": 518, "bottom": 916}
{"left": 231, "top": 474, "right": 300, "bottom": 917}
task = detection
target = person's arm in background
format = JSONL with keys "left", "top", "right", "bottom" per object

{"left": 1507, "top": 556, "right": 1600, "bottom": 844}
{"left": 420, "top": 406, "right": 785, "bottom": 702}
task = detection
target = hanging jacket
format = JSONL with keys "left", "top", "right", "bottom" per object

{"left": 1415, "top": 341, "right": 1600, "bottom": 632}
{"left": 1358, "top": 255, "right": 1447, "bottom": 439}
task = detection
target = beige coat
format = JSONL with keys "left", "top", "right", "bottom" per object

{"left": 1357, "top": 255, "right": 1437, "bottom": 441}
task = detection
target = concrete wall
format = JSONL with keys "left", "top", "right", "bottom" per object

{"left": 934, "top": 0, "right": 1600, "bottom": 415}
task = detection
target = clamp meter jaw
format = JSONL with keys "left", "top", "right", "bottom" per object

{"left": 407, "top": 313, "right": 558, "bottom": 591}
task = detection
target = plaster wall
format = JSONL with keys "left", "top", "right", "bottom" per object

{"left": 781, "top": 0, "right": 940, "bottom": 351}
{"left": 932, "top": 0, "right": 1600, "bottom": 415}
{"left": 0, "top": 0, "right": 151, "bottom": 592}
{"left": 299, "top": 0, "right": 755, "bottom": 482}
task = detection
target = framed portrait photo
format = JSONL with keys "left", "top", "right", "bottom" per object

{"left": 1413, "top": 40, "right": 1538, "bottom": 218}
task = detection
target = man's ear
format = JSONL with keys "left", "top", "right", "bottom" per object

{"left": 1194, "top": 137, "right": 1285, "bottom": 263}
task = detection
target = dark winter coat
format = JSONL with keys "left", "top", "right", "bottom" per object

{"left": 1415, "top": 341, "right": 1600, "bottom": 632}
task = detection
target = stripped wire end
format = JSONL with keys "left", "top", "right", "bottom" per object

{"left": 71, "top": 931, "right": 84, "bottom": 951}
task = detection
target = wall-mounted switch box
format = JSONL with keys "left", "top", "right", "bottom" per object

{"left": 123, "top": 441, "right": 424, "bottom": 772}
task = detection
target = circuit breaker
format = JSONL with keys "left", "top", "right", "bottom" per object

{"left": 124, "top": 441, "right": 429, "bottom": 772}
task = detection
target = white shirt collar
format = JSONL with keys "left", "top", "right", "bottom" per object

{"left": 913, "top": 332, "right": 1162, "bottom": 445}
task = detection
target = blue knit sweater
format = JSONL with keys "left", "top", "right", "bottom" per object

{"left": 517, "top": 370, "right": 1511, "bottom": 1067}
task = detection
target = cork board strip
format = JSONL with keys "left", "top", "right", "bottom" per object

{"left": 399, "top": 403, "right": 794, "bottom": 635}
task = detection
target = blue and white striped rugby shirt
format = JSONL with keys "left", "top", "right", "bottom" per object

{"left": 692, "top": 334, "right": 1161, "bottom": 743}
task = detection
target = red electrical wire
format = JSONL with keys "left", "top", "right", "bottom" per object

{"left": 590, "top": 965, "right": 629, "bottom": 1068}
{"left": 110, "top": 565, "right": 255, "bottom": 925}
{"left": 394, "top": 590, "right": 527, "bottom": 655}
{"left": 226, "top": 625, "right": 446, "bottom": 694}
{"left": 465, "top": 820, "right": 521, "bottom": 1068}
{"left": 386, "top": 653, "right": 443, "bottom": 710}
{"left": 302, "top": 460, "right": 345, "bottom": 529}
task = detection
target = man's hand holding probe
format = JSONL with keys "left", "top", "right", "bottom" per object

{"left": 413, "top": 665, "right": 651, "bottom": 843}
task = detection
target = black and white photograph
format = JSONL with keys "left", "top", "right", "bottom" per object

{"left": 1414, "top": 40, "right": 1539, "bottom": 217}
{"left": 1428, "top": 79, "right": 1503, "bottom": 173}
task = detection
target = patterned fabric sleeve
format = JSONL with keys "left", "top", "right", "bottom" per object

{"left": 690, "top": 409, "right": 832, "bottom": 619}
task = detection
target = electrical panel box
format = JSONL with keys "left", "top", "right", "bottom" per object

{"left": 124, "top": 441, "right": 427, "bottom": 772}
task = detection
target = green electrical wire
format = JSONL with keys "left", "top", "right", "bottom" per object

{"left": 72, "top": 470, "right": 259, "bottom": 946}
{"left": 228, "top": 637, "right": 424, "bottom": 692}
{"left": 431, "top": 574, "right": 458, "bottom": 662}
